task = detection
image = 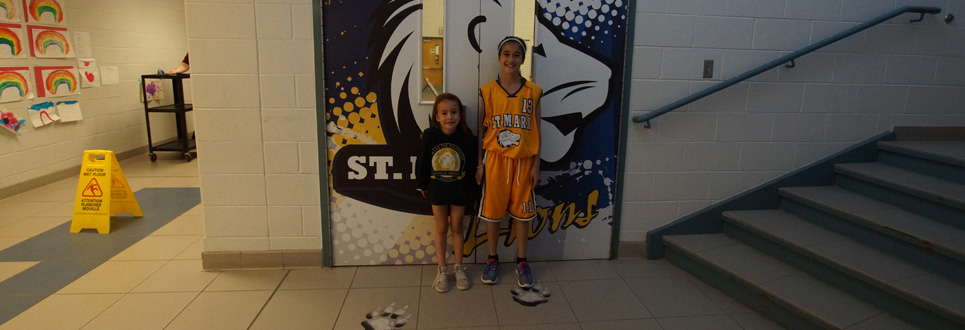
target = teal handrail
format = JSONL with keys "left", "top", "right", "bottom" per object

{"left": 633, "top": 6, "right": 942, "bottom": 128}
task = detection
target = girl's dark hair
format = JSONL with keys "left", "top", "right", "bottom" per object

{"left": 498, "top": 36, "right": 526, "bottom": 60}
{"left": 430, "top": 93, "right": 472, "bottom": 134}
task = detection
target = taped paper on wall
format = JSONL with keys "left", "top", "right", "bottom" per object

{"left": 0, "top": 66, "right": 33, "bottom": 102}
{"left": 56, "top": 100, "right": 81, "bottom": 121}
{"left": 27, "top": 100, "right": 58, "bottom": 127}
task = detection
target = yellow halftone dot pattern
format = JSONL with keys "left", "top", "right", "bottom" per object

{"left": 326, "top": 71, "right": 386, "bottom": 153}
{"left": 384, "top": 220, "right": 436, "bottom": 265}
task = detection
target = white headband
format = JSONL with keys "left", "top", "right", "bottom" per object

{"left": 498, "top": 37, "right": 525, "bottom": 52}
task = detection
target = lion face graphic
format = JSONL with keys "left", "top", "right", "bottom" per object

{"left": 497, "top": 129, "right": 522, "bottom": 148}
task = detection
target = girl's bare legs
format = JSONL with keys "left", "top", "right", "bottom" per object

{"left": 514, "top": 219, "right": 528, "bottom": 259}
{"left": 487, "top": 220, "right": 500, "bottom": 256}
{"left": 432, "top": 205, "right": 451, "bottom": 268}
{"left": 449, "top": 205, "right": 466, "bottom": 265}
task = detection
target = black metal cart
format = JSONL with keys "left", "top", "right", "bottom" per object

{"left": 141, "top": 73, "right": 195, "bottom": 162}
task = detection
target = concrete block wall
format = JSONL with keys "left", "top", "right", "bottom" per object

{"left": 184, "top": 0, "right": 320, "bottom": 254}
{"left": 622, "top": 0, "right": 965, "bottom": 242}
{"left": 0, "top": 0, "right": 189, "bottom": 196}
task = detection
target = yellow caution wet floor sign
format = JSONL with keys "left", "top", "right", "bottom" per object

{"left": 70, "top": 150, "right": 143, "bottom": 233}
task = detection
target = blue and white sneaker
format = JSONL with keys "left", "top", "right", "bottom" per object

{"left": 481, "top": 259, "right": 500, "bottom": 284}
{"left": 516, "top": 262, "right": 534, "bottom": 288}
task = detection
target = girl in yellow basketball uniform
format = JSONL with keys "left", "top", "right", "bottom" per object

{"left": 475, "top": 36, "right": 541, "bottom": 288}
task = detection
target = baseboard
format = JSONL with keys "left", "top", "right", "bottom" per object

{"left": 202, "top": 249, "right": 324, "bottom": 270}
{"left": 0, "top": 146, "right": 148, "bottom": 201}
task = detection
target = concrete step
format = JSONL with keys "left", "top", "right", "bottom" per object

{"left": 663, "top": 233, "right": 918, "bottom": 330}
{"left": 877, "top": 141, "right": 965, "bottom": 185}
{"left": 724, "top": 209, "right": 965, "bottom": 329}
{"left": 834, "top": 162, "right": 965, "bottom": 224}
{"left": 779, "top": 186, "right": 965, "bottom": 282}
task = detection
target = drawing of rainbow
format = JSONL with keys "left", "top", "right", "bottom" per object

{"left": 0, "top": 71, "right": 28, "bottom": 97}
{"left": 0, "top": 27, "right": 21, "bottom": 56}
{"left": 28, "top": 0, "right": 62, "bottom": 23}
{"left": 35, "top": 29, "right": 67, "bottom": 55}
{"left": 44, "top": 69, "right": 75, "bottom": 94}
{"left": 0, "top": 0, "right": 16, "bottom": 20}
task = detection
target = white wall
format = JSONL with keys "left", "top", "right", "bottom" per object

{"left": 185, "top": 0, "right": 320, "bottom": 252}
{"left": 621, "top": 0, "right": 965, "bottom": 242}
{"left": 0, "top": 0, "right": 189, "bottom": 194}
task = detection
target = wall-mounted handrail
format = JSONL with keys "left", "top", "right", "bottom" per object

{"left": 633, "top": 5, "right": 942, "bottom": 128}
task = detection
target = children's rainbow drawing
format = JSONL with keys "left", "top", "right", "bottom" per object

{"left": 1, "top": 110, "right": 24, "bottom": 133}
{"left": 34, "top": 29, "right": 67, "bottom": 55}
{"left": 44, "top": 69, "right": 74, "bottom": 94}
{"left": 0, "top": 27, "right": 21, "bottom": 55}
{"left": 0, "top": 71, "right": 27, "bottom": 97}
{"left": 28, "top": 0, "right": 62, "bottom": 23}
{"left": 0, "top": 0, "right": 16, "bottom": 20}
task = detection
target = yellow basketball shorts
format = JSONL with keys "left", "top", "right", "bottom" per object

{"left": 478, "top": 150, "right": 536, "bottom": 222}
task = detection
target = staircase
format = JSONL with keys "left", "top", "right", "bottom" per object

{"left": 656, "top": 131, "right": 965, "bottom": 329}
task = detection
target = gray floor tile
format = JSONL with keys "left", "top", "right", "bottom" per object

{"left": 499, "top": 323, "right": 582, "bottom": 330}
{"left": 549, "top": 259, "right": 620, "bottom": 281}
{"left": 728, "top": 312, "right": 787, "bottom": 330}
{"left": 627, "top": 276, "right": 724, "bottom": 318}
{"left": 491, "top": 282, "right": 576, "bottom": 326}
{"left": 352, "top": 265, "right": 421, "bottom": 288}
{"left": 656, "top": 315, "right": 744, "bottom": 330}
{"left": 689, "top": 280, "right": 754, "bottom": 315}
{"left": 580, "top": 319, "right": 664, "bottom": 330}
{"left": 164, "top": 290, "right": 273, "bottom": 330}
{"left": 418, "top": 285, "right": 497, "bottom": 329}
{"left": 335, "top": 287, "right": 420, "bottom": 330}
{"left": 249, "top": 289, "right": 348, "bottom": 330}
{"left": 561, "top": 279, "right": 651, "bottom": 321}
{"left": 279, "top": 267, "right": 357, "bottom": 290}
{"left": 611, "top": 258, "right": 691, "bottom": 279}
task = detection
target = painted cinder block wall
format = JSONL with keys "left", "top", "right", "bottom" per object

{"left": 185, "top": 0, "right": 964, "bottom": 260}
{"left": 620, "top": 0, "right": 965, "bottom": 242}
{"left": 184, "top": 0, "right": 321, "bottom": 254}
{"left": 0, "top": 0, "right": 190, "bottom": 197}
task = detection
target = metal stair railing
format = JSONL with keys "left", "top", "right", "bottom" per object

{"left": 632, "top": 6, "right": 942, "bottom": 128}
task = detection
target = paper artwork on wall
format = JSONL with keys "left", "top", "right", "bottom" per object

{"left": 26, "top": 24, "right": 72, "bottom": 58}
{"left": 143, "top": 79, "right": 163, "bottom": 101}
{"left": 0, "top": 0, "right": 22, "bottom": 23}
{"left": 0, "top": 23, "right": 26, "bottom": 58}
{"left": 1, "top": 108, "right": 25, "bottom": 134}
{"left": 22, "top": 0, "right": 65, "bottom": 26}
{"left": 27, "top": 100, "right": 57, "bottom": 127}
{"left": 72, "top": 30, "right": 90, "bottom": 57}
{"left": 0, "top": 66, "right": 32, "bottom": 102}
{"left": 77, "top": 58, "right": 98, "bottom": 88}
{"left": 55, "top": 99, "right": 79, "bottom": 121}
{"left": 99, "top": 66, "right": 117, "bottom": 85}
{"left": 33, "top": 65, "right": 79, "bottom": 97}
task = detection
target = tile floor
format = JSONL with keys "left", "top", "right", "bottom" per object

{"left": 0, "top": 153, "right": 786, "bottom": 330}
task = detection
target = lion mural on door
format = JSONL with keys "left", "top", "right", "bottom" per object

{"left": 323, "top": 0, "right": 628, "bottom": 265}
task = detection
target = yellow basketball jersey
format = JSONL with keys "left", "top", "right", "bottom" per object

{"left": 480, "top": 79, "right": 542, "bottom": 159}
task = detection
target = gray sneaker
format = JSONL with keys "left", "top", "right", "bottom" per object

{"left": 454, "top": 265, "right": 470, "bottom": 290}
{"left": 433, "top": 266, "right": 449, "bottom": 293}
{"left": 481, "top": 259, "right": 500, "bottom": 284}
{"left": 516, "top": 262, "right": 534, "bottom": 288}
